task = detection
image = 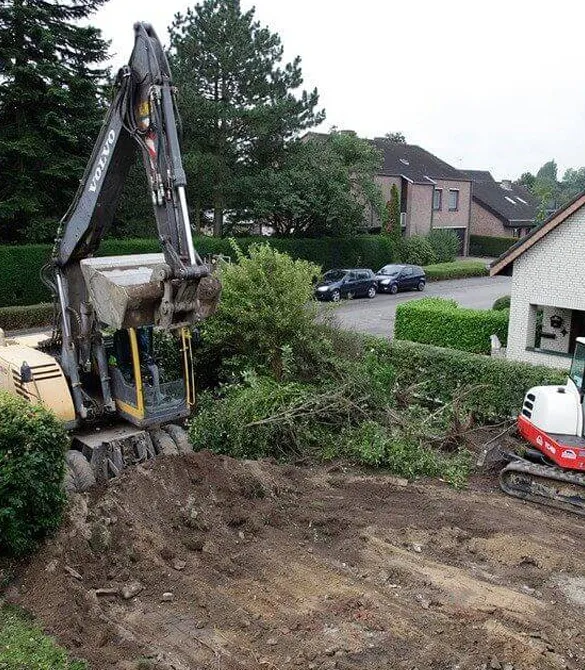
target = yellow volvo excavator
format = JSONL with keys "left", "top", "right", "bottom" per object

{"left": 0, "top": 22, "right": 221, "bottom": 491}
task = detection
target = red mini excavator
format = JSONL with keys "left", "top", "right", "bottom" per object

{"left": 500, "top": 337, "right": 585, "bottom": 515}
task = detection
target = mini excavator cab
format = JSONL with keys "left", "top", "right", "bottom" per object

{"left": 569, "top": 339, "right": 585, "bottom": 396}
{"left": 105, "top": 325, "right": 196, "bottom": 428}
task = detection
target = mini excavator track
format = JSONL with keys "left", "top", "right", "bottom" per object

{"left": 500, "top": 458, "right": 585, "bottom": 517}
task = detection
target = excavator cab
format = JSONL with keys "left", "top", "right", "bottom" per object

{"left": 105, "top": 326, "right": 195, "bottom": 428}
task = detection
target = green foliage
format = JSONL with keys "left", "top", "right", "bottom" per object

{"left": 247, "top": 133, "right": 385, "bottom": 237}
{"left": 202, "top": 242, "right": 322, "bottom": 378}
{"left": 190, "top": 376, "right": 335, "bottom": 459}
{"left": 0, "top": 605, "right": 87, "bottom": 670}
{"left": 339, "top": 421, "right": 471, "bottom": 488}
{"left": 169, "top": 0, "right": 324, "bottom": 236}
{"left": 492, "top": 295, "right": 511, "bottom": 311}
{"left": 373, "top": 338, "right": 566, "bottom": 423}
{"left": 394, "top": 298, "right": 509, "bottom": 354}
{"left": 469, "top": 234, "right": 515, "bottom": 257}
{"left": 189, "top": 370, "right": 472, "bottom": 486}
{"left": 0, "top": 393, "right": 68, "bottom": 557}
{"left": 0, "top": 236, "right": 401, "bottom": 307}
{"left": 0, "top": 0, "right": 110, "bottom": 242}
{"left": 423, "top": 261, "right": 489, "bottom": 281}
{"left": 401, "top": 235, "right": 436, "bottom": 266}
{"left": 0, "top": 304, "right": 53, "bottom": 331}
{"left": 427, "top": 229, "right": 460, "bottom": 263}
{"left": 384, "top": 183, "right": 401, "bottom": 239}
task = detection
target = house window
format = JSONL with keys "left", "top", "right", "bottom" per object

{"left": 448, "top": 189, "right": 459, "bottom": 211}
{"left": 433, "top": 189, "right": 442, "bottom": 211}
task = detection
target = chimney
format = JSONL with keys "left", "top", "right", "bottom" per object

{"left": 500, "top": 179, "right": 513, "bottom": 190}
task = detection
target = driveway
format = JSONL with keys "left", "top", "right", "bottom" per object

{"left": 324, "top": 275, "right": 511, "bottom": 337}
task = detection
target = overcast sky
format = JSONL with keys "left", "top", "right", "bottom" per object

{"left": 94, "top": 0, "right": 585, "bottom": 180}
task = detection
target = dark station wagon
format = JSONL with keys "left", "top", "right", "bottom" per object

{"left": 314, "top": 268, "right": 377, "bottom": 302}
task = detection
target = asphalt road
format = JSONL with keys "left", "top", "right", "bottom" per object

{"left": 324, "top": 275, "right": 512, "bottom": 337}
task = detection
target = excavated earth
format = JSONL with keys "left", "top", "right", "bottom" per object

{"left": 3, "top": 451, "right": 585, "bottom": 670}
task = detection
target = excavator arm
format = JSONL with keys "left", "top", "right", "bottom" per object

{"left": 57, "top": 22, "right": 199, "bottom": 272}
{"left": 45, "top": 22, "right": 220, "bottom": 422}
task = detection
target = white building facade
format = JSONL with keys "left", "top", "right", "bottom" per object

{"left": 491, "top": 193, "right": 585, "bottom": 370}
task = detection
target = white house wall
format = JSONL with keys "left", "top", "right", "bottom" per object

{"left": 507, "top": 206, "right": 585, "bottom": 369}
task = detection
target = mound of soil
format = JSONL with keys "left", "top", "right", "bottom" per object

{"left": 4, "top": 451, "right": 585, "bottom": 670}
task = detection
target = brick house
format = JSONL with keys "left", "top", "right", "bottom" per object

{"left": 491, "top": 190, "right": 585, "bottom": 369}
{"left": 465, "top": 170, "right": 538, "bottom": 239}
{"left": 369, "top": 140, "right": 472, "bottom": 255}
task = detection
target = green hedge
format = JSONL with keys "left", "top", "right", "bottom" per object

{"left": 423, "top": 260, "right": 488, "bottom": 281}
{"left": 0, "top": 392, "right": 68, "bottom": 556}
{"left": 0, "top": 236, "right": 400, "bottom": 308}
{"left": 0, "top": 304, "right": 54, "bottom": 331}
{"left": 469, "top": 234, "right": 515, "bottom": 258}
{"left": 394, "top": 297, "right": 509, "bottom": 354}
{"left": 374, "top": 339, "right": 566, "bottom": 422}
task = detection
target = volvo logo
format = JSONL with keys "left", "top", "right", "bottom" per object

{"left": 89, "top": 130, "right": 116, "bottom": 193}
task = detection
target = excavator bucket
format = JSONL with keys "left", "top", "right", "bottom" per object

{"left": 80, "top": 254, "right": 220, "bottom": 329}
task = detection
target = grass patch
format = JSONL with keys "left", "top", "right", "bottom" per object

{"left": 423, "top": 261, "right": 489, "bottom": 281}
{"left": 0, "top": 605, "right": 87, "bottom": 669}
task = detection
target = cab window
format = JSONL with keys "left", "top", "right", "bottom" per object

{"left": 570, "top": 342, "right": 585, "bottom": 390}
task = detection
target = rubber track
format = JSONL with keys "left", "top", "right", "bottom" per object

{"left": 500, "top": 459, "right": 585, "bottom": 517}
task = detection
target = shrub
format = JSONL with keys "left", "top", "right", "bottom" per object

{"left": 423, "top": 261, "right": 489, "bottom": 281}
{"left": 190, "top": 376, "right": 341, "bottom": 460}
{"left": 493, "top": 295, "right": 511, "bottom": 311}
{"left": 427, "top": 229, "right": 460, "bottom": 263}
{"left": 201, "top": 242, "right": 322, "bottom": 379}
{"left": 370, "top": 338, "right": 566, "bottom": 422}
{"left": 394, "top": 298, "right": 509, "bottom": 354}
{"left": 402, "top": 235, "right": 436, "bottom": 266}
{"left": 0, "top": 303, "right": 53, "bottom": 331}
{"left": 0, "top": 393, "right": 68, "bottom": 556}
{"left": 0, "top": 605, "right": 87, "bottom": 670}
{"left": 469, "top": 234, "right": 515, "bottom": 258}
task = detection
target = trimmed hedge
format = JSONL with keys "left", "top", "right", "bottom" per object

{"left": 0, "top": 236, "right": 399, "bottom": 308}
{"left": 0, "top": 304, "right": 54, "bottom": 331}
{"left": 0, "top": 392, "right": 68, "bottom": 556}
{"left": 423, "top": 260, "right": 488, "bottom": 282}
{"left": 493, "top": 295, "right": 511, "bottom": 311}
{"left": 374, "top": 339, "right": 566, "bottom": 422}
{"left": 469, "top": 234, "right": 515, "bottom": 258}
{"left": 394, "top": 297, "right": 509, "bottom": 354}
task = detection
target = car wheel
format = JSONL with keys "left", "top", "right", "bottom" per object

{"left": 417, "top": 281, "right": 425, "bottom": 291}
{"left": 331, "top": 289, "right": 341, "bottom": 302}
{"left": 390, "top": 283, "right": 398, "bottom": 295}
{"left": 367, "top": 286, "right": 376, "bottom": 299}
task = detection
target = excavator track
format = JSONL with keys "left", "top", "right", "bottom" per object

{"left": 500, "top": 459, "right": 585, "bottom": 517}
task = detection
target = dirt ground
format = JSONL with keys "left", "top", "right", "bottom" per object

{"left": 3, "top": 451, "right": 585, "bottom": 670}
